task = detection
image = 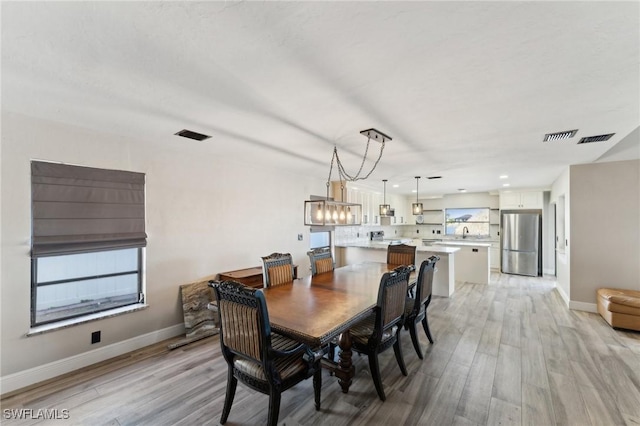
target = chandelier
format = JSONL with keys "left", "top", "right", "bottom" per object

{"left": 304, "top": 128, "right": 391, "bottom": 226}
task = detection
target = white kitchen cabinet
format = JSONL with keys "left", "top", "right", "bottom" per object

{"left": 391, "top": 194, "right": 409, "bottom": 225}
{"left": 500, "top": 191, "right": 543, "bottom": 209}
{"left": 490, "top": 242, "right": 500, "bottom": 270}
{"left": 371, "top": 192, "right": 382, "bottom": 225}
{"left": 361, "top": 191, "right": 371, "bottom": 225}
{"left": 434, "top": 242, "right": 490, "bottom": 285}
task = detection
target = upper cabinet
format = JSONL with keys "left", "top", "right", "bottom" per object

{"left": 392, "top": 194, "right": 409, "bottom": 224}
{"left": 354, "top": 189, "right": 382, "bottom": 225}
{"left": 499, "top": 191, "right": 543, "bottom": 209}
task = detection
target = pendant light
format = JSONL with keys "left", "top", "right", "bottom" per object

{"left": 412, "top": 176, "right": 423, "bottom": 215}
{"left": 304, "top": 128, "right": 391, "bottom": 226}
{"left": 379, "top": 179, "right": 391, "bottom": 216}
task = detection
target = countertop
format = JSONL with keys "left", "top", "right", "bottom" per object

{"left": 433, "top": 241, "right": 492, "bottom": 248}
{"left": 335, "top": 241, "right": 460, "bottom": 254}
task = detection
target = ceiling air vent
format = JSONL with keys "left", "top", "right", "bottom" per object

{"left": 175, "top": 129, "right": 211, "bottom": 141}
{"left": 427, "top": 176, "right": 442, "bottom": 179}
{"left": 543, "top": 129, "right": 578, "bottom": 142}
{"left": 577, "top": 133, "right": 615, "bottom": 144}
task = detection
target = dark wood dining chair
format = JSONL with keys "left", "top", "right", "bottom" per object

{"left": 349, "top": 266, "right": 411, "bottom": 401}
{"left": 387, "top": 243, "right": 416, "bottom": 268}
{"left": 261, "top": 252, "right": 294, "bottom": 287}
{"left": 404, "top": 256, "right": 439, "bottom": 359}
{"left": 212, "top": 280, "right": 323, "bottom": 426}
{"left": 307, "top": 247, "right": 334, "bottom": 275}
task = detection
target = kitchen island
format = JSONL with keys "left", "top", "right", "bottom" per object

{"left": 335, "top": 242, "right": 459, "bottom": 297}
{"left": 433, "top": 240, "right": 491, "bottom": 285}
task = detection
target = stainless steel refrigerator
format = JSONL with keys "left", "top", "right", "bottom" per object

{"left": 501, "top": 211, "right": 542, "bottom": 276}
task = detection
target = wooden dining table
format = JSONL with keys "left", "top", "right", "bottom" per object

{"left": 262, "top": 262, "right": 415, "bottom": 393}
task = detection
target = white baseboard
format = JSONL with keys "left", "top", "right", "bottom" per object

{"left": 569, "top": 301, "right": 598, "bottom": 313}
{"left": 553, "top": 287, "right": 597, "bottom": 313}
{"left": 0, "top": 324, "right": 184, "bottom": 395}
{"left": 555, "top": 286, "right": 570, "bottom": 307}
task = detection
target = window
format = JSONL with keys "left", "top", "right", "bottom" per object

{"left": 445, "top": 208, "right": 490, "bottom": 237}
{"left": 31, "top": 161, "right": 146, "bottom": 326}
{"left": 309, "top": 230, "right": 331, "bottom": 249}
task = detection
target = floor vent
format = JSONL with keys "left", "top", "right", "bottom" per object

{"left": 543, "top": 129, "right": 578, "bottom": 142}
{"left": 175, "top": 129, "right": 211, "bottom": 141}
{"left": 577, "top": 133, "right": 615, "bottom": 144}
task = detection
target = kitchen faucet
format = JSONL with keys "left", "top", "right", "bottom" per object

{"left": 462, "top": 226, "right": 469, "bottom": 239}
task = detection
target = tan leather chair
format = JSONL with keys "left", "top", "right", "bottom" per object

{"left": 597, "top": 288, "right": 640, "bottom": 332}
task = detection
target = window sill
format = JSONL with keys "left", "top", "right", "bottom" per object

{"left": 27, "top": 303, "right": 149, "bottom": 337}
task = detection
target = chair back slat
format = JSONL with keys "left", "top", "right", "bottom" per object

{"left": 307, "top": 247, "right": 334, "bottom": 275}
{"left": 386, "top": 244, "right": 416, "bottom": 267}
{"left": 315, "top": 257, "right": 333, "bottom": 274}
{"left": 412, "top": 256, "right": 439, "bottom": 313}
{"left": 268, "top": 264, "right": 294, "bottom": 287}
{"left": 261, "top": 252, "right": 294, "bottom": 287}
{"left": 379, "top": 266, "right": 411, "bottom": 329}
{"left": 220, "top": 299, "right": 262, "bottom": 360}
{"left": 214, "top": 281, "right": 270, "bottom": 363}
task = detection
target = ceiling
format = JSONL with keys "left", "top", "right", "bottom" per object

{"left": 2, "top": 2, "right": 639, "bottom": 196}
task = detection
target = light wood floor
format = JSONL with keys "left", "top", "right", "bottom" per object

{"left": 3, "top": 273, "right": 640, "bottom": 425}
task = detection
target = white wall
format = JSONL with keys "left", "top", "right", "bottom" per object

{"left": 569, "top": 160, "right": 640, "bottom": 304}
{"left": 1, "top": 112, "right": 325, "bottom": 385}
{"left": 542, "top": 191, "right": 555, "bottom": 275}
{"left": 550, "top": 168, "right": 570, "bottom": 304}
{"left": 550, "top": 156, "right": 640, "bottom": 310}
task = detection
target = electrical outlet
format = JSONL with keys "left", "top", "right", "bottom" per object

{"left": 437, "top": 230, "right": 441, "bottom": 234}
{"left": 91, "top": 331, "right": 101, "bottom": 344}
{"left": 297, "top": 233, "right": 303, "bottom": 241}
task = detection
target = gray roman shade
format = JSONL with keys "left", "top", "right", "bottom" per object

{"left": 31, "top": 161, "right": 146, "bottom": 257}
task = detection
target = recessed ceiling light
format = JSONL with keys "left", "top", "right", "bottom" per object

{"left": 175, "top": 129, "right": 211, "bottom": 141}
{"left": 458, "top": 189, "right": 467, "bottom": 193}
{"left": 392, "top": 184, "right": 399, "bottom": 188}
{"left": 503, "top": 183, "right": 511, "bottom": 187}
{"left": 543, "top": 129, "right": 578, "bottom": 142}
{"left": 499, "top": 175, "right": 509, "bottom": 179}
{"left": 411, "top": 189, "right": 417, "bottom": 193}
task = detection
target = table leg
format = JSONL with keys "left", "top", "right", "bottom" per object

{"left": 334, "top": 330, "right": 355, "bottom": 393}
